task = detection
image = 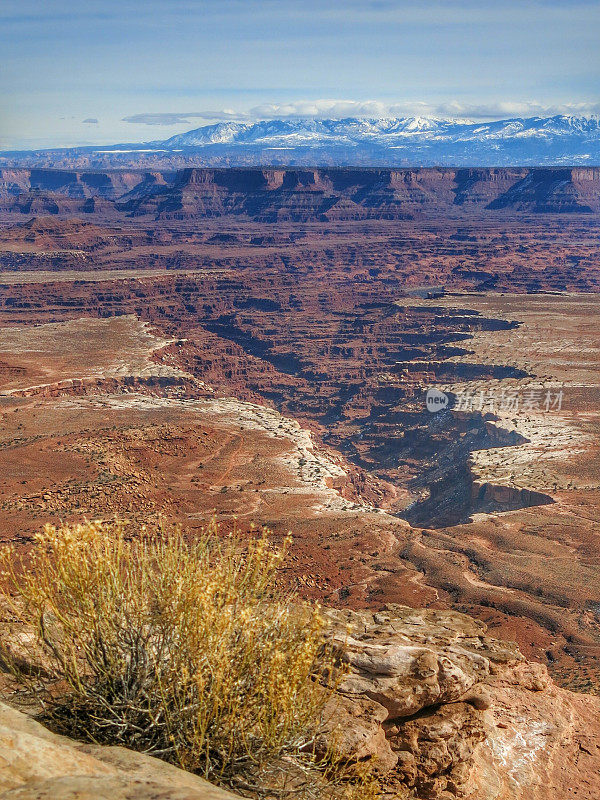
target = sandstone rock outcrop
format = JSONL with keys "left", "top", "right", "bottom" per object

{"left": 0, "top": 701, "right": 237, "bottom": 799}
{"left": 320, "top": 605, "right": 600, "bottom": 799}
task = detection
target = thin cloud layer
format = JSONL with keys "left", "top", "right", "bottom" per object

{"left": 123, "top": 111, "right": 240, "bottom": 126}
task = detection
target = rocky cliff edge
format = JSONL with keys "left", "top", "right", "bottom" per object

{"left": 1, "top": 605, "right": 599, "bottom": 799}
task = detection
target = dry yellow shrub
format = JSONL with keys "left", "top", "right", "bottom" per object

{"left": 0, "top": 517, "right": 389, "bottom": 797}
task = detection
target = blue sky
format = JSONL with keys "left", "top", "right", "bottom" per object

{"left": 1, "top": 0, "right": 599, "bottom": 149}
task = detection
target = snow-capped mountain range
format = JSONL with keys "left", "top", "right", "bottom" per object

{"left": 153, "top": 115, "right": 600, "bottom": 166}
{"left": 4, "top": 115, "right": 600, "bottom": 167}
{"left": 161, "top": 115, "right": 600, "bottom": 150}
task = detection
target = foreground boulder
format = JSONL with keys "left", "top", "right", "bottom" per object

{"left": 321, "top": 605, "right": 600, "bottom": 799}
{"left": 0, "top": 702, "right": 236, "bottom": 800}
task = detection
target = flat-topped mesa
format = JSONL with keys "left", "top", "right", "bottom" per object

{"left": 119, "top": 166, "right": 600, "bottom": 219}
{"left": 487, "top": 167, "right": 600, "bottom": 212}
{"left": 0, "top": 168, "right": 169, "bottom": 200}
{"left": 4, "top": 166, "right": 600, "bottom": 218}
{"left": 170, "top": 166, "right": 523, "bottom": 191}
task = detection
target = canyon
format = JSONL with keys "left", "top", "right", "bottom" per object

{"left": 0, "top": 166, "right": 599, "bottom": 796}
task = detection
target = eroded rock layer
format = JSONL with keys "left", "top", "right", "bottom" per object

{"left": 3, "top": 166, "right": 600, "bottom": 218}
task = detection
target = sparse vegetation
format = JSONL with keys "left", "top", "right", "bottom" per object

{"left": 0, "top": 518, "right": 384, "bottom": 798}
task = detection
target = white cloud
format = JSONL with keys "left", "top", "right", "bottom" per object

{"left": 248, "top": 100, "right": 393, "bottom": 119}
{"left": 249, "top": 99, "right": 600, "bottom": 120}
{"left": 430, "top": 100, "right": 600, "bottom": 119}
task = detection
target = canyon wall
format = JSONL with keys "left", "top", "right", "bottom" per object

{"left": 2, "top": 167, "right": 600, "bottom": 219}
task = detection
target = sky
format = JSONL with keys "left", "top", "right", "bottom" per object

{"left": 1, "top": 0, "right": 599, "bottom": 150}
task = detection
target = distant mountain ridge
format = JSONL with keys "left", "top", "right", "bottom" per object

{"left": 161, "top": 115, "right": 600, "bottom": 149}
{"left": 2, "top": 115, "right": 600, "bottom": 168}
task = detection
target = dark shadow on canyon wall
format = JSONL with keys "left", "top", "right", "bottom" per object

{"left": 395, "top": 402, "right": 554, "bottom": 528}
